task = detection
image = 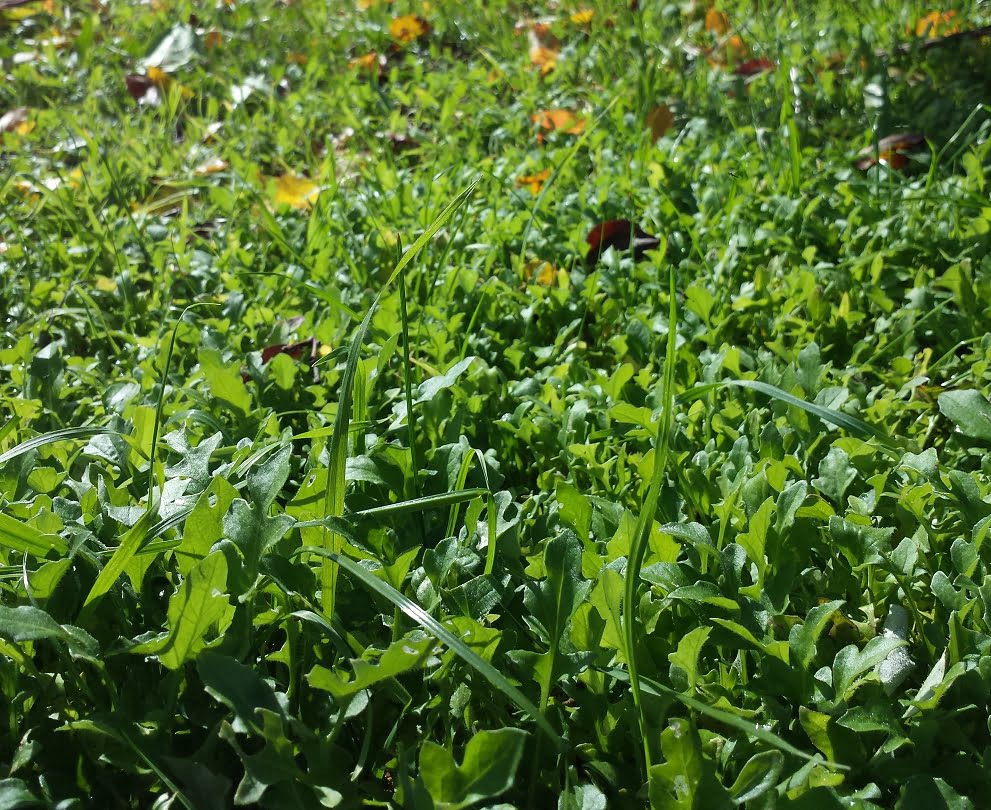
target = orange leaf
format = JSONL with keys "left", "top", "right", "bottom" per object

{"left": 645, "top": 104, "right": 673, "bottom": 142}
{"left": 528, "top": 29, "right": 560, "bottom": 74}
{"left": 516, "top": 168, "right": 551, "bottom": 194}
{"left": 914, "top": 10, "right": 957, "bottom": 37}
{"left": 195, "top": 157, "right": 229, "bottom": 176}
{"left": 532, "top": 109, "right": 585, "bottom": 142}
{"left": 389, "top": 14, "right": 429, "bottom": 44}
{"left": 349, "top": 50, "right": 384, "bottom": 74}
{"left": 204, "top": 29, "right": 223, "bottom": 49}
{"left": 705, "top": 8, "right": 730, "bottom": 35}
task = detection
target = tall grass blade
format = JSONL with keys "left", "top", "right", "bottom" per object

{"left": 298, "top": 544, "right": 563, "bottom": 748}
{"left": 623, "top": 245, "right": 673, "bottom": 775}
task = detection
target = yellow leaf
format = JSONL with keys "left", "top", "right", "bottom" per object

{"left": 524, "top": 259, "right": 558, "bottom": 286}
{"left": 570, "top": 9, "right": 594, "bottom": 25}
{"left": 272, "top": 174, "right": 321, "bottom": 209}
{"left": 528, "top": 29, "right": 560, "bottom": 74}
{"left": 914, "top": 10, "right": 957, "bottom": 37}
{"left": 389, "top": 14, "right": 429, "bottom": 44}
{"left": 646, "top": 104, "right": 674, "bottom": 142}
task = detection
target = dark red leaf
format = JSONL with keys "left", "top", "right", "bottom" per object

{"left": 585, "top": 219, "right": 661, "bottom": 267}
{"left": 734, "top": 58, "right": 775, "bottom": 77}
{"left": 242, "top": 338, "right": 319, "bottom": 382}
{"left": 125, "top": 74, "right": 153, "bottom": 100}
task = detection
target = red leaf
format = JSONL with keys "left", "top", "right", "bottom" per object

{"left": 734, "top": 58, "right": 775, "bottom": 77}
{"left": 585, "top": 220, "right": 660, "bottom": 267}
{"left": 854, "top": 133, "right": 925, "bottom": 170}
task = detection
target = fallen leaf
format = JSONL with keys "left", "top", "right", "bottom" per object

{"left": 570, "top": 9, "right": 594, "bottom": 25}
{"left": 585, "top": 219, "right": 661, "bottom": 267}
{"left": 516, "top": 168, "right": 551, "bottom": 194}
{"left": 705, "top": 8, "right": 730, "bottom": 35}
{"left": 242, "top": 338, "right": 320, "bottom": 382}
{"left": 0, "top": 107, "right": 32, "bottom": 135}
{"left": 125, "top": 74, "right": 155, "bottom": 102}
{"left": 194, "top": 157, "right": 228, "bottom": 175}
{"left": 853, "top": 133, "right": 925, "bottom": 171}
{"left": 914, "top": 10, "right": 957, "bottom": 38}
{"left": 524, "top": 259, "right": 558, "bottom": 286}
{"left": 389, "top": 14, "right": 429, "bottom": 44}
{"left": 349, "top": 50, "right": 385, "bottom": 75}
{"left": 532, "top": 109, "right": 585, "bottom": 142}
{"left": 645, "top": 104, "right": 674, "bottom": 142}
{"left": 204, "top": 29, "right": 223, "bottom": 49}
{"left": 271, "top": 174, "right": 321, "bottom": 209}
{"left": 734, "top": 57, "right": 774, "bottom": 76}
{"left": 528, "top": 27, "right": 560, "bottom": 74}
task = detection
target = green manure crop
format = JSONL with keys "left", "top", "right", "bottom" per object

{"left": 2, "top": 1, "right": 991, "bottom": 806}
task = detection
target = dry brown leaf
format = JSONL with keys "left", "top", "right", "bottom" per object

{"left": 646, "top": 105, "right": 674, "bottom": 142}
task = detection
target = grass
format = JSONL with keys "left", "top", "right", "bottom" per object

{"left": 3, "top": 0, "right": 991, "bottom": 807}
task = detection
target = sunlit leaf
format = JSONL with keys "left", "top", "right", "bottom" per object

{"left": 269, "top": 174, "right": 322, "bottom": 209}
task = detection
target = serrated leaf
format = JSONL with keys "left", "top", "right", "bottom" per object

{"left": 307, "top": 635, "right": 437, "bottom": 698}
{"left": 130, "top": 551, "right": 234, "bottom": 669}
{"left": 648, "top": 718, "right": 732, "bottom": 809}
{"left": 419, "top": 728, "right": 527, "bottom": 810}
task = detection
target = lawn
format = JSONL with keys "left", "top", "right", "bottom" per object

{"left": 2, "top": 1, "right": 991, "bottom": 807}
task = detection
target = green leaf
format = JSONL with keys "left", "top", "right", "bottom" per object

{"left": 306, "top": 635, "right": 437, "bottom": 699}
{"left": 556, "top": 481, "right": 593, "bottom": 544}
{"left": 175, "top": 476, "right": 238, "bottom": 575}
{"left": 197, "top": 652, "right": 286, "bottom": 731}
{"left": 246, "top": 444, "right": 291, "bottom": 512}
{"left": 524, "top": 530, "right": 590, "bottom": 650}
{"left": 789, "top": 600, "right": 845, "bottom": 671}
{"left": 558, "top": 783, "right": 607, "bottom": 810}
{"left": 831, "top": 635, "right": 907, "bottom": 704}
{"left": 605, "top": 667, "right": 830, "bottom": 767}
{"left": 82, "top": 504, "right": 161, "bottom": 611}
{"left": 0, "top": 511, "right": 67, "bottom": 558}
{"left": 647, "top": 718, "right": 732, "bottom": 809}
{"left": 938, "top": 389, "right": 991, "bottom": 441}
{"left": 297, "top": 545, "right": 563, "bottom": 748}
{"left": 0, "top": 606, "right": 99, "bottom": 661}
{"left": 130, "top": 552, "right": 234, "bottom": 669}
{"left": 0, "top": 778, "right": 42, "bottom": 808}
{"left": 199, "top": 350, "right": 252, "bottom": 415}
{"left": 813, "top": 447, "right": 858, "bottom": 505}
{"left": 0, "top": 425, "right": 116, "bottom": 465}
{"left": 728, "top": 750, "right": 784, "bottom": 803}
{"left": 895, "top": 776, "right": 974, "bottom": 809}
{"left": 668, "top": 625, "right": 711, "bottom": 691}
{"left": 590, "top": 566, "right": 626, "bottom": 654}
{"left": 419, "top": 728, "right": 527, "bottom": 810}
{"left": 828, "top": 517, "right": 893, "bottom": 568}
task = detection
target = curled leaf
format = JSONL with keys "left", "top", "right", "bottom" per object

{"left": 854, "top": 133, "right": 925, "bottom": 171}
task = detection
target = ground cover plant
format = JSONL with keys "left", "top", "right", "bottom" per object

{"left": 2, "top": 0, "right": 991, "bottom": 806}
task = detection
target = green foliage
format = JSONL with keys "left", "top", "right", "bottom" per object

{"left": 3, "top": 0, "right": 991, "bottom": 807}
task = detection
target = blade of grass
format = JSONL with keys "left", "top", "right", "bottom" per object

{"left": 0, "top": 425, "right": 117, "bottom": 466}
{"left": 680, "top": 379, "right": 904, "bottom": 451}
{"left": 623, "top": 244, "right": 672, "bottom": 776}
{"left": 296, "top": 544, "right": 563, "bottom": 748}
{"left": 602, "top": 668, "right": 844, "bottom": 769}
